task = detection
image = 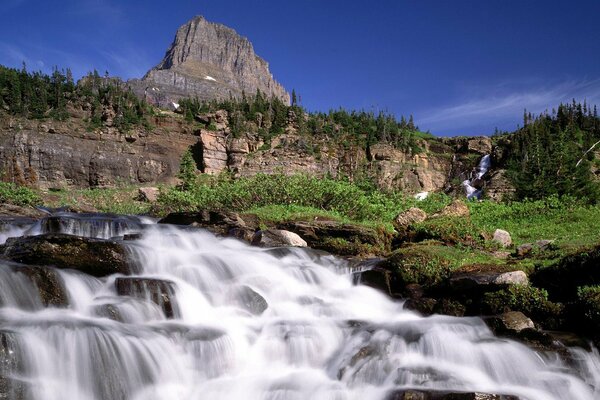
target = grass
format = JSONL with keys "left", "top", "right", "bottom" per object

{"left": 0, "top": 182, "right": 42, "bottom": 206}
{"left": 469, "top": 196, "right": 600, "bottom": 251}
{"left": 41, "top": 186, "right": 152, "bottom": 215}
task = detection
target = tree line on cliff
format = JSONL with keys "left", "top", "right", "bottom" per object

{"left": 1, "top": 64, "right": 600, "bottom": 202}
{"left": 0, "top": 64, "right": 149, "bottom": 130}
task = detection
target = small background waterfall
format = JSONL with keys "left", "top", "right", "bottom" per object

{"left": 463, "top": 154, "right": 491, "bottom": 200}
{"left": 0, "top": 213, "right": 598, "bottom": 400}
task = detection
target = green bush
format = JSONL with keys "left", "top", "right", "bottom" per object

{"left": 577, "top": 286, "right": 600, "bottom": 329}
{"left": 0, "top": 182, "right": 41, "bottom": 206}
{"left": 483, "top": 285, "right": 564, "bottom": 328}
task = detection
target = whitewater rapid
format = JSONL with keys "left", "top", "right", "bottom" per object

{"left": 0, "top": 215, "right": 598, "bottom": 400}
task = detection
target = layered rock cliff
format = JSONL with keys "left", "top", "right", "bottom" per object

{"left": 0, "top": 107, "right": 514, "bottom": 201}
{"left": 130, "top": 16, "right": 290, "bottom": 107}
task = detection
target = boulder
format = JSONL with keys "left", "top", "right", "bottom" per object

{"left": 485, "top": 311, "right": 535, "bottom": 333}
{"left": 492, "top": 229, "right": 512, "bottom": 247}
{"left": 233, "top": 285, "right": 268, "bottom": 315}
{"left": 449, "top": 270, "right": 528, "bottom": 293}
{"left": 515, "top": 243, "right": 533, "bottom": 257}
{"left": 492, "top": 271, "right": 529, "bottom": 286}
{"left": 433, "top": 199, "right": 470, "bottom": 218}
{"left": 3, "top": 233, "right": 132, "bottom": 277}
{"left": 251, "top": 229, "right": 307, "bottom": 247}
{"left": 393, "top": 207, "right": 427, "bottom": 231}
{"left": 115, "top": 277, "right": 178, "bottom": 318}
{"left": 138, "top": 187, "right": 160, "bottom": 202}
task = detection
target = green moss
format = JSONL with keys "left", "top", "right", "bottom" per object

{"left": 483, "top": 285, "right": 564, "bottom": 328}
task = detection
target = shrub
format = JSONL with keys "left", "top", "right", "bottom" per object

{"left": 0, "top": 182, "right": 41, "bottom": 206}
{"left": 483, "top": 285, "right": 564, "bottom": 328}
{"left": 577, "top": 286, "right": 600, "bottom": 329}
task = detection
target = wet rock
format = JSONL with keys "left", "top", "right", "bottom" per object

{"left": 115, "top": 277, "right": 178, "bottom": 319}
{"left": 393, "top": 207, "right": 427, "bottom": 231}
{"left": 485, "top": 311, "right": 535, "bottom": 333}
{"left": 433, "top": 298, "right": 466, "bottom": 317}
{"left": 94, "top": 303, "right": 123, "bottom": 322}
{"left": 123, "top": 233, "right": 143, "bottom": 241}
{"left": 386, "top": 389, "right": 519, "bottom": 400}
{"left": 251, "top": 229, "right": 307, "bottom": 247}
{"left": 234, "top": 285, "right": 268, "bottom": 315}
{"left": 404, "top": 297, "right": 438, "bottom": 315}
{"left": 359, "top": 267, "right": 402, "bottom": 298}
{"left": 159, "top": 210, "right": 253, "bottom": 239}
{"left": 0, "top": 331, "right": 26, "bottom": 400}
{"left": 15, "top": 265, "right": 68, "bottom": 307}
{"left": 3, "top": 233, "right": 132, "bottom": 277}
{"left": 39, "top": 213, "right": 143, "bottom": 238}
{"left": 492, "top": 229, "right": 512, "bottom": 248}
{"left": 405, "top": 283, "right": 425, "bottom": 300}
{"left": 138, "top": 187, "right": 160, "bottom": 202}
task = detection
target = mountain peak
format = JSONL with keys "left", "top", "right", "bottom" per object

{"left": 135, "top": 16, "right": 289, "bottom": 106}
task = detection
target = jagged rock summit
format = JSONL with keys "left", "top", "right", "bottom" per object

{"left": 131, "top": 16, "right": 290, "bottom": 107}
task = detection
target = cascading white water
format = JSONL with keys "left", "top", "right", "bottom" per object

{"left": 463, "top": 154, "right": 491, "bottom": 200}
{"left": 0, "top": 215, "right": 598, "bottom": 400}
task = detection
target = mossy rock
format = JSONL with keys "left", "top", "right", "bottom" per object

{"left": 378, "top": 244, "right": 454, "bottom": 289}
{"left": 482, "top": 285, "right": 564, "bottom": 330}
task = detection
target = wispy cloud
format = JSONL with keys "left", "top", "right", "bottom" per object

{"left": 99, "top": 47, "right": 153, "bottom": 79}
{"left": 66, "top": 0, "right": 124, "bottom": 23}
{"left": 418, "top": 79, "right": 600, "bottom": 135}
{"left": 0, "top": 42, "right": 32, "bottom": 67}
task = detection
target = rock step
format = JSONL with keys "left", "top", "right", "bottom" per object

{"left": 2, "top": 233, "right": 132, "bottom": 277}
{"left": 114, "top": 277, "right": 179, "bottom": 319}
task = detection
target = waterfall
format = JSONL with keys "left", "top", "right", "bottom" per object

{"left": 463, "top": 154, "right": 491, "bottom": 200}
{"left": 0, "top": 214, "right": 598, "bottom": 400}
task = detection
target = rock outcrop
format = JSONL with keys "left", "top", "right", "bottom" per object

{"left": 131, "top": 16, "right": 289, "bottom": 107}
{"left": 0, "top": 115, "right": 197, "bottom": 189}
{"left": 2, "top": 233, "right": 132, "bottom": 277}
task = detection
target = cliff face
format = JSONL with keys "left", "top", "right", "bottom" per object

{"left": 0, "top": 113, "right": 197, "bottom": 190}
{"left": 131, "top": 16, "right": 290, "bottom": 106}
{"left": 0, "top": 108, "right": 513, "bottom": 200}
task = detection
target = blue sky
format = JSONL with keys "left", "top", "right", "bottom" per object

{"left": 1, "top": 0, "right": 599, "bottom": 136}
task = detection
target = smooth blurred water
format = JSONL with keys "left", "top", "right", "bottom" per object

{"left": 0, "top": 215, "right": 598, "bottom": 400}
